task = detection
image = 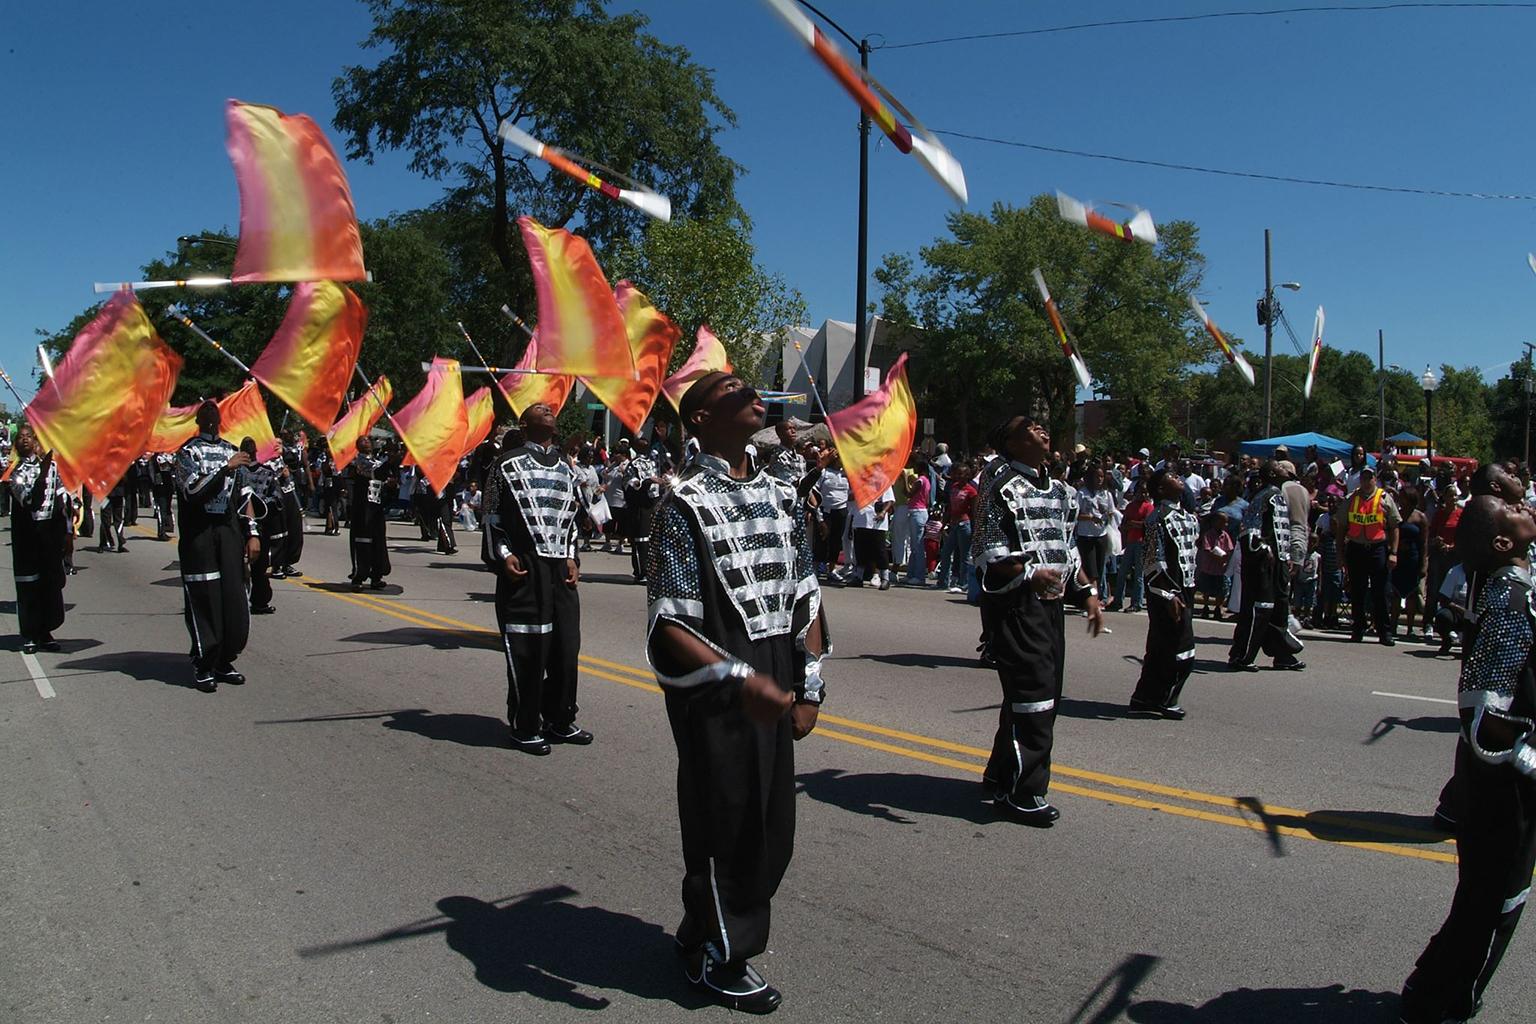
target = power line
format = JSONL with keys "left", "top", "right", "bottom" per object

{"left": 927, "top": 128, "right": 1536, "bottom": 201}
{"left": 884, "top": 3, "right": 1536, "bottom": 50}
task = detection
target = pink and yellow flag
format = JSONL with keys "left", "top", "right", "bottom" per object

{"left": 146, "top": 402, "right": 201, "bottom": 454}
{"left": 517, "top": 216, "right": 632, "bottom": 378}
{"left": 393, "top": 358, "right": 468, "bottom": 496}
{"left": 326, "top": 376, "right": 393, "bottom": 471}
{"left": 498, "top": 332, "right": 575, "bottom": 416}
{"left": 26, "top": 291, "right": 183, "bottom": 494}
{"left": 462, "top": 387, "right": 496, "bottom": 456}
{"left": 218, "top": 380, "right": 279, "bottom": 462}
{"left": 226, "top": 100, "right": 366, "bottom": 283}
{"left": 580, "top": 281, "right": 679, "bottom": 433}
{"left": 662, "top": 324, "right": 733, "bottom": 412}
{"left": 826, "top": 352, "right": 918, "bottom": 510}
{"left": 250, "top": 281, "right": 367, "bottom": 431}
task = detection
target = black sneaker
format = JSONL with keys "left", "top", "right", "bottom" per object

{"left": 285, "top": 567, "right": 303, "bottom": 577}
{"left": 350, "top": 576, "right": 364, "bottom": 592}
{"left": 681, "top": 944, "right": 782, "bottom": 1015}
{"left": 270, "top": 569, "right": 287, "bottom": 580}
{"left": 509, "top": 732, "right": 551, "bottom": 756}
{"left": 21, "top": 641, "right": 37, "bottom": 655}
{"left": 1273, "top": 657, "right": 1306, "bottom": 671}
{"left": 369, "top": 578, "right": 387, "bottom": 590}
{"left": 1129, "top": 698, "right": 1185, "bottom": 720}
{"left": 1381, "top": 636, "right": 1397, "bottom": 647}
{"left": 251, "top": 604, "right": 276, "bottom": 615}
{"left": 214, "top": 666, "right": 245, "bottom": 685}
{"left": 545, "top": 724, "right": 594, "bottom": 745}
{"left": 995, "top": 794, "right": 1060, "bottom": 827}
{"left": 193, "top": 671, "right": 217, "bottom": 693}
{"left": 1431, "top": 807, "right": 1457, "bottom": 832}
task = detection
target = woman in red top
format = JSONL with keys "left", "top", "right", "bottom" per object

{"left": 935, "top": 462, "right": 978, "bottom": 594}
{"left": 1114, "top": 477, "right": 1153, "bottom": 612}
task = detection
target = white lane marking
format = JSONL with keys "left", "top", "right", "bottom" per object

{"left": 22, "top": 650, "right": 56, "bottom": 699}
{"left": 1372, "top": 690, "right": 1455, "bottom": 706}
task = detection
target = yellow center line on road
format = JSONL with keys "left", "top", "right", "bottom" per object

{"left": 279, "top": 573, "right": 1458, "bottom": 865}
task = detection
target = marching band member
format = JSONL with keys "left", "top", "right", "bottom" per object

{"left": 8, "top": 424, "right": 67, "bottom": 654}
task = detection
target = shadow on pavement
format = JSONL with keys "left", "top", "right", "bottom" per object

{"left": 1068, "top": 953, "right": 1161, "bottom": 1024}
{"left": 258, "top": 707, "right": 509, "bottom": 749}
{"left": 298, "top": 884, "right": 700, "bottom": 1011}
{"left": 859, "top": 651, "right": 986, "bottom": 671}
{"left": 797, "top": 767, "right": 995, "bottom": 825}
{"left": 427, "top": 561, "right": 490, "bottom": 571}
{"left": 338, "top": 627, "right": 498, "bottom": 652}
{"left": 1366, "top": 715, "right": 1459, "bottom": 744}
{"left": 309, "top": 581, "right": 406, "bottom": 596}
{"left": 1126, "top": 983, "right": 1398, "bottom": 1023}
{"left": 57, "top": 650, "right": 194, "bottom": 688}
{"left": 1230, "top": 797, "right": 1453, "bottom": 856}
{"left": 580, "top": 572, "right": 644, "bottom": 586}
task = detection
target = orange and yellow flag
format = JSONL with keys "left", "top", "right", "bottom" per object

{"left": 392, "top": 358, "right": 468, "bottom": 496}
{"left": 498, "top": 332, "right": 575, "bottom": 417}
{"left": 26, "top": 291, "right": 183, "bottom": 494}
{"left": 462, "top": 386, "right": 496, "bottom": 456}
{"left": 517, "top": 216, "right": 632, "bottom": 378}
{"left": 326, "top": 376, "right": 393, "bottom": 471}
{"left": 250, "top": 281, "right": 367, "bottom": 432}
{"left": 218, "top": 380, "right": 280, "bottom": 461}
{"left": 146, "top": 402, "right": 201, "bottom": 454}
{"left": 580, "top": 281, "right": 679, "bottom": 434}
{"left": 826, "top": 352, "right": 917, "bottom": 509}
{"left": 662, "top": 324, "right": 733, "bottom": 412}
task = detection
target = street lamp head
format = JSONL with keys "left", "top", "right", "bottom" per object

{"left": 1421, "top": 365, "right": 1439, "bottom": 393}
{"left": 1278, "top": 282, "right": 1301, "bottom": 291}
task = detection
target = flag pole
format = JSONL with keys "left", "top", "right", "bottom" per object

{"left": 36, "top": 346, "right": 55, "bottom": 382}
{"left": 95, "top": 278, "right": 235, "bottom": 294}
{"left": 0, "top": 365, "right": 31, "bottom": 410}
{"left": 353, "top": 364, "right": 404, "bottom": 436}
{"left": 425, "top": 362, "right": 546, "bottom": 376}
{"left": 456, "top": 321, "right": 520, "bottom": 412}
{"left": 498, "top": 305, "right": 536, "bottom": 339}
{"left": 167, "top": 309, "right": 253, "bottom": 376}
{"left": 786, "top": 336, "right": 833, "bottom": 422}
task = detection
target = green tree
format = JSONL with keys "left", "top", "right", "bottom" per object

{"left": 1488, "top": 354, "right": 1535, "bottom": 462}
{"left": 607, "top": 213, "right": 806, "bottom": 382}
{"left": 876, "top": 195, "right": 1207, "bottom": 451}
{"left": 1429, "top": 364, "right": 1493, "bottom": 462}
{"left": 332, "top": 0, "right": 741, "bottom": 314}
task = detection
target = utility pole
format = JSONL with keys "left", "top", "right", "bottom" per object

{"left": 852, "top": 37, "right": 871, "bottom": 404}
{"left": 1378, "top": 329, "right": 1386, "bottom": 456}
{"left": 1525, "top": 342, "right": 1535, "bottom": 468}
{"left": 1262, "top": 229, "right": 1273, "bottom": 438}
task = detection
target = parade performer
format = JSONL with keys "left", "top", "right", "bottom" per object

{"left": 973, "top": 413, "right": 1104, "bottom": 826}
{"left": 313, "top": 445, "right": 340, "bottom": 535}
{"left": 174, "top": 401, "right": 259, "bottom": 692}
{"left": 243, "top": 438, "right": 279, "bottom": 615}
{"left": 347, "top": 436, "right": 396, "bottom": 590}
{"left": 624, "top": 446, "right": 662, "bottom": 582}
{"left": 150, "top": 450, "right": 177, "bottom": 539}
{"left": 8, "top": 424, "right": 67, "bottom": 654}
{"left": 275, "top": 432, "right": 305, "bottom": 577}
{"left": 480, "top": 402, "right": 590, "bottom": 754}
{"left": 1228, "top": 461, "right": 1305, "bottom": 670}
{"left": 645, "top": 371, "right": 828, "bottom": 1014}
{"left": 1130, "top": 467, "right": 1199, "bottom": 719}
{"left": 1401, "top": 495, "right": 1536, "bottom": 1024}
{"left": 96, "top": 476, "right": 128, "bottom": 553}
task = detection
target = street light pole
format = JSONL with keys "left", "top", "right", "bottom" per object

{"left": 1378, "top": 329, "right": 1385, "bottom": 455}
{"left": 853, "top": 37, "right": 870, "bottom": 404}
{"left": 1524, "top": 342, "right": 1535, "bottom": 467}
{"left": 1421, "top": 366, "right": 1438, "bottom": 460}
{"left": 1263, "top": 229, "right": 1273, "bottom": 438}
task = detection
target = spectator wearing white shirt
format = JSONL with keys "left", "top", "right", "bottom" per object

{"left": 846, "top": 486, "right": 895, "bottom": 590}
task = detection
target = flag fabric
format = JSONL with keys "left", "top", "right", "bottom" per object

{"left": 662, "top": 324, "right": 733, "bottom": 412}
{"left": 250, "top": 281, "right": 367, "bottom": 431}
{"left": 517, "top": 216, "right": 632, "bottom": 378}
{"left": 326, "top": 376, "right": 393, "bottom": 471}
{"left": 462, "top": 387, "right": 496, "bottom": 456}
{"left": 580, "top": 281, "right": 679, "bottom": 433}
{"left": 26, "top": 291, "right": 183, "bottom": 494}
{"left": 218, "top": 380, "right": 279, "bottom": 461}
{"left": 498, "top": 332, "right": 575, "bottom": 416}
{"left": 392, "top": 357, "right": 468, "bottom": 496}
{"left": 146, "top": 402, "right": 201, "bottom": 453}
{"left": 826, "top": 352, "right": 918, "bottom": 510}
{"left": 225, "top": 99, "right": 366, "bottom": 283}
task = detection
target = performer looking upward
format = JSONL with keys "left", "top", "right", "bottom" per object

{"left": 481, "top": 402, "right": 590, "bottom": 755}
{"left": 1229, "top": 460, "right": 1306, "bottom": 671}
{"left": 347, "top": 436, "right": 397, "bottom": 591}
{"left": 973, "top": 413, "right": 1104, "bottom": 827}
{"left": 646, "top": 371, "right": 829, "bottom": 1015}
{"left": 8, "top": 424, "right": 67, "bottom": 654}
{"left": 174, "top": 401, "right": 259, "bottom": 692}
{"left": 1130, "top": 466, "right": 1199, "bottom": 719}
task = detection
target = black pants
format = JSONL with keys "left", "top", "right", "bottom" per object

{"left": 250, "top": 525, "right": 275, "bottom": 610}
{"left": 123, "top": 485, "right": 138, "bottom": 525}
{"left": 982, "top": 588, "right": 1066, "bottom": 801}
{"left": 1133, "top": 589, "right": 1195, "bottom": 708}
{"left": 13, "top": 514, "right": 65, "bottom": 643}
{"left": 179, "top": 521, "right": 249, "bottom": 672}
{"left": 853, "top": 527, "right": 888, "bottom": 579}
{"left": 495, "top": 554, "right": 581, "bottom": 736}
{"left": 278, "top": 490, "right": 303, "bottom": 569}
{"left": 1076, "top": 534, "right": 1110, "bottom": 592}
{"left": 349, "top": 506, "right": 391, "bottom": 582}
{"left": 667, "top": 689, "right": 795, "bottom": 967}
{"left": 817, "top": 507, "right": 848, "bottom": 567}
{"left": 152, "top": 481, "right": 174, "bottom": 537}
{"left": 413, "top": 492, "right": 438, "bottom": 540}
{"left": 1229, "top": 552, "right": 1304, "bottom": 666}
{"left": 1404, "top": 742, "right": 1536, "bottom": 1021}
{"left": 436, "top": 495, "right": 458, "bottom": 552}
{"left": 1346, "top": 541, "right": 1391, "bottom": 639}
{"left": 98, "top": 496, "right": 125, "bottom": 551}
{"left": 630, "top": 505, "right": 655, "bottom": 579}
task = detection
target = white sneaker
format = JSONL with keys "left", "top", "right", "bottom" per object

{"left": 947, "top": 586, "right": 963, "bottom": 594}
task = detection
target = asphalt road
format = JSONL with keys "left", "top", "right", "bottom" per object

{"left": 2, "top": 514, "right": 1526, "bottom": 1023}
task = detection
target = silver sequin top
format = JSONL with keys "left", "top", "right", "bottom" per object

{"left": 484, "top": 443, "right": 580, "bottom": 560}
{"left": 175, "top": 434, "right": 240, "bottom": 514}
{"left": 9, "top": 455, "right": 61, "bottom": 522}
{"left": 971, "top": 460, "right": 1082, "bottom": 594}
{"left": 1143, "top": 500, "right": 1199, "bottom": 596}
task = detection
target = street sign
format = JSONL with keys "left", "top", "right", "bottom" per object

{"left": 586, "top": 402, "right": 605, "bottom": 410}
{"left": 865, "top": 367, "right": 881, "bottom": 392}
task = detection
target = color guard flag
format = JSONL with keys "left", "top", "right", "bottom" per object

{"left": 225, "top": 99, "right": 366, "bottom": 283}
{"left": 462, "top": 386, "right": 496, "bottom": 456}
{"left": 217, "top": 380, "right": 280, "bottom": 462}
{"left": 327, "top": 376, "right": 393, "bottom": 471}
{"left": 826, "top": 352, "right": 918, "bottom": 509}
{"left": 392, "top": 357, "right": 468, "bottom": 496}
{"left": 517, "top": 217, "right": 633, "bottom": 378}
{"left": 146, "top": 402, "right": 201, "bottom": 454}
{"left": 580, "top": 281, "right": 679, "bottom": 433}
{"left": 26, "top": 291, "right": 183, "bottom": 494}
{"left": 250, "top": 281, "right": 367, "bottom": 432}
{"left": 662, "top": 324, "right": 733, "bottom": 412}
{"left": 498, "top": 333, "right": 575, "bottom": 417}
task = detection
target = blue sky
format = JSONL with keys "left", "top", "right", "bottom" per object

{"left": 3, "top": 1, "right": 1535, "bottom": 405}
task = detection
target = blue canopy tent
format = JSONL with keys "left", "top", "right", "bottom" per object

{"left": 1238, "top": 432, "right": 1375, "bottom": 467}
{"left": 1386, "top": 431, "right": 1426, "bottom": 446}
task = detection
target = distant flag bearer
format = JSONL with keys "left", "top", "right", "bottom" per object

{"left": 8, "top": 424, "right": 68, "bottom": 655}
